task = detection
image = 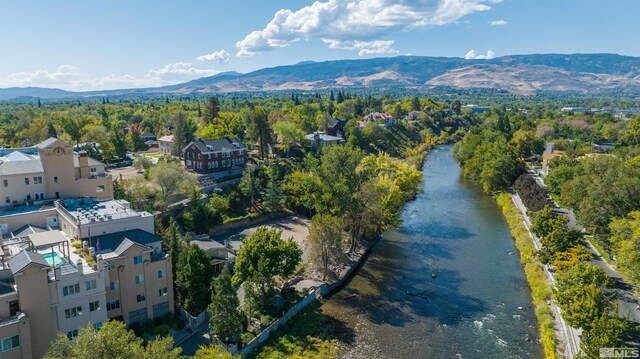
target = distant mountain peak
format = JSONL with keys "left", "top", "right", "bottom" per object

{"left": 2, "top": 53, "right": 640, "bottom": 100}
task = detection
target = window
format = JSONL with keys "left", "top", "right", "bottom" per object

{"left": 66, "top": 330, "right": 78, "bottom": 338}
{"left": 24, "top": 178, "right": 29, "bottom": 185}
{"left": 64, "top": 306, "right": 82, "bottom": 318}
{"left": 90, "top": 167, "right": 97, "bottom": 174}
{"left": 89, "top": 301, "right": 100, "bottom": 312}
{"left": 159, "top": 287, "right": 168, "bottom": 297}
{"left": 86, "top": 279, "right": 97, "bottom": 291}
{"left": 2, "top": 180, "right": 7, "bottom": 187}
{"left": 55, "top": 192, "right": 60, "bottom": 199}
{"left": 96, "top": 185, "right": 105, "bottom": 193}
{"left": 157, "top": 269, "right": 165, "bottom": 279}
{"left": 106, "top": 300, "right": 120, "bottom": 311}
{"left": 136, "top": 294, "right": 145, "bottom": 303}
{"left": 0, "top": 335, "right": 19, "bottom": 352}
{"left": 62, "top": 283, "right": 80, "bottom": 297}
{"left": 34, "top": 192, "right": 45, "bottom": 201}
{"left": 135, "top": 274, "right": 144, "bottom": 284}
{"left": 109, "top": 280, "right": 119, "bottom": 291}
{"left": 4, "top": 197, "right": 9, "bottom": 204}
{"left": 93, "top": 322, "right": 102, "bottom": 330}
{"left": 54, "top": 176, "right": 59, "bottom": 183}
{"left": 33, "top": 176, "right": 42, "bottom": 184}
{"left": 133, "top": 255, "right": 143, "bottom": 265}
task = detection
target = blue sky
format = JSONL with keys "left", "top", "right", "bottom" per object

{"left": 1, "top": 0, "right": 638, "bottom": 91}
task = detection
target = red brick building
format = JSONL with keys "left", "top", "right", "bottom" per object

{"left": 183, "top": 138, "right": 246, "bottom": 174}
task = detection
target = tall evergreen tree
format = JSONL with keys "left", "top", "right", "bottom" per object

{"left": 209, "top": 266, "right": 243, "bottom": 343}
{"left": 203, "top": 96, "right": 221, "bottom": 124}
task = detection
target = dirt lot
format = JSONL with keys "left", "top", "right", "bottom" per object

{"left": 210, "top": 215, "right": 312, "bottom": 262}
{"left": 106, "top": 166, "right": 143, "bottom": 180}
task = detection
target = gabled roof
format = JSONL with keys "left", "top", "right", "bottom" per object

{"left": 12, "top": 224, "right": 48, "bottom": 238}
{"left": 88, "top": 229, "right": 160, "bottom": 255}
{"left": 326, "top": 118, "right": 347, "bottom": 129}
{"left": 35, "top": 137, "right": 70, "bottom": 150}
{"left": 158, "top": 135, "right": 174, "bottom": 142}
{"left": 140, "top": 131, "right": 156, "bottom": 138}
{"left": 8, "top": 251, "right": 49, "bottom": 275}
{"left": 187, "top": 138, "right": 245, "bottom": 153}
{"left": 0, "top": 158, "right": 44, "bottom": 176}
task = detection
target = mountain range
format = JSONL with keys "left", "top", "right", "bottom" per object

{"left": 2, "top": 53, "right": 640, "bottom": 100}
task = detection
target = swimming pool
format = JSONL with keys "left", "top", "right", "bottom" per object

{"left": 42, "top": 252, "right": 64, "bottom": 266}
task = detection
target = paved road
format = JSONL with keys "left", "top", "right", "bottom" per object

{"left": 512, "top": 193, "right": 581, "bottom": 359}
{"left": 531, "top": 170, "right": 640, "bottom": 324}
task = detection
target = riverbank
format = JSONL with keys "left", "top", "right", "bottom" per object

{"left": 496, "top": 193, "right": 559, "bottom": 359}
{"left": 247, "top": 141, "right": 437, "bottom": 358}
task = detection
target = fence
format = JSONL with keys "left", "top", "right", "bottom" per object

{"left": 240, "top": 286, "right": 324, "bottom": 356}
{"left": 239, "top": 244, "right": 373, "bottom": 356}
{"left": 180, "top": 308, "right": 208, "bottom": 330}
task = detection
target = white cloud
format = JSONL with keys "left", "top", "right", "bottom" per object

{"left": 195, "top": 50, "right": 231, "bottom": 64}
{"left": 323, "top": 39, "right": 399, "bottom": 56}
{"left": 236, "top": 0, "right": 497, "bottom": 57}
{"left": 0, "top": 62, "right": 220, "bottom": 91}
{"left": 0, "top": 65, "right": 81, "bottom": 87}
{"left": 465, "top": 49, "right": 494, "bottom": 59}
{"left": 490, "top": 19, "right": 508, "bottom": 26}
{"left": 146, "top": 62, "right": 218, "bottom": 79}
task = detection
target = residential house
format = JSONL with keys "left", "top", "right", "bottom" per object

{"left": 305, "top": 131, "right": 346, "bottom": 148}
{"left": 325, "top": 118, "right": 347, "bottom": 138}
{"left": 182, "top": 138, "right": 246, "bottom": 174}
{"left": 158, "top": 135, "right": 174, "bottom": 156}
{"left": 362, "top": 112, "right": 395, "bottom": 127}
{"left": 0, "top": 138, "right": 113, "bottom": 209}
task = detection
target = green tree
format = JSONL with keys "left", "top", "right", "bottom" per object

{"left": 531, "top": 206, "right": 567, "bottom": 239}
{"left": 273, "top": 121, "right": 305, "bottom": 155}
{"left": 509, "top": 129, "right": 545, "bottom": 159}
{"left": 239, "top": 166, "right": 260, "bottom": 205}
{"left": 203, "top": 96, "right": 221, "bottom": 124}
{"left": 150, "top": 161, "right": 194, "bottom": 209}
{"left": 244, "top": 107, "right": 273, "bottom": 159}
{"left": 580, "top": 313, "right": 630, "bottom": 359}
{"left": 308, "top": 214, "right": 344, "bottom": 281}
{"left": 232, "top": 226, "right": 302, "bottom": 296}
{"left": 44, "top": 321, "right": 181, "bottom": 359}
{"left": 609, "top": 211, "right": 640, "bottom": 285}
{"left": 172, "top": 111, "right": 196, "bottom": 156}
{"left": 179, "top": 243, "right": 213, "bottom": 314}
{"left": 209, "top": 266, "right": 243, "bottom": 343}
{"left": 193, "top": 344, "right": 239, "bottom": 359}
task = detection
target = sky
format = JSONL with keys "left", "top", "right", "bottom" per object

{"left": 1, "top": 0, "right": 639, "bottom": 91}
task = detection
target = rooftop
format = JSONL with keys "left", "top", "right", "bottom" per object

{"left": 189, "top": 137, "right": 245, "bottom": 153}
{"left": 59, "top": 198, "right": 151, "bottom": 225}
{"left": 305, "top": 131, "right": 345, "bottom": 142}
{"left": 88, "top": 229, "right": 161, "bottom": 258}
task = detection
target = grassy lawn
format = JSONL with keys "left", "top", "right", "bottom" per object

{"left": 497, "top": 193, "right": 559, "bottom": 359}
{"left": 143, "top": 152, "right": 162, "bottom": 158}
{"left": 250, "top": 302, "right": 345, "bottom": 359}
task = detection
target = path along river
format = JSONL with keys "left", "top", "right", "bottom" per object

{"left": 321, "top": 145, "right": 544, "bottom": 359}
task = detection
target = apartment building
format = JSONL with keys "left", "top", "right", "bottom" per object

{"left": 0, "top": 198, "right": 173, "bottom": 358}
{"left": 0, "top": 137, "right": 113, "bottom": 209}
{"left": 182, "top": 137, "right": 246, "bottom": 174}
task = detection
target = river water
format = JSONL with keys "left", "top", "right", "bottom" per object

{"left": 321, "top": 146, "right": 543, "bottom": 359}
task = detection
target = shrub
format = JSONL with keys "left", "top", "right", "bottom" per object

{"left": 129, "top": 322, "right": 143, "bottom": 337}
{"left": 241, "top": 332, "right": 255, "bottom": 344}
{"left": 514, "top": 173, "right": 551, "bottom": 212}
{"left": 154, "top": 324, "right": 170, "bottom": 337}
{"left": 142, "top": 319, "right": 154, "bottom": 334}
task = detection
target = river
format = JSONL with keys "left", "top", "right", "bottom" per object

{"left": 321, "top": 146, "right": 544, "bottom": 359}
